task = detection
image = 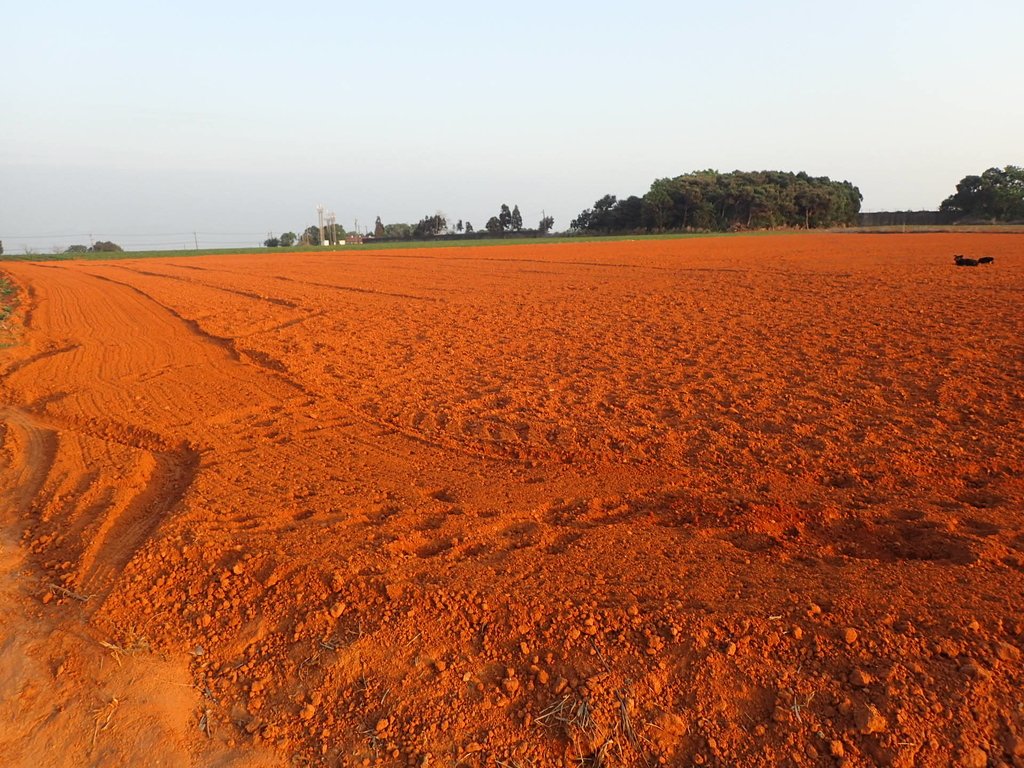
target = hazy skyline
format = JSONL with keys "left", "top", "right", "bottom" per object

{"left": 3, "top": 0, "right": 1022, "bottom": 252}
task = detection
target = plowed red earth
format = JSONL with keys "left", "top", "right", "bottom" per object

{"left": 1, "top": 233, "right": 1023, "bottom": 768}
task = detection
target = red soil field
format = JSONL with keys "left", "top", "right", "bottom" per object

{"left": 1, "top": 233, "right": 1022, "bottom": 767}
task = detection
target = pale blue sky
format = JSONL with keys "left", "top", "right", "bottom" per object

{"left": 2, "top": 0, "right": 1022, "bottom": 251}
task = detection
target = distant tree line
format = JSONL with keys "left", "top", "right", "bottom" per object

{"left": 368, "top": 204, "right": 554, "bottom": 242}
{"left": 262, "top": 225, "right": 344, "bottom": 247}
{"left": 253, "top": 201, "right": 557, "bottom": 248}
{"left": 940, "top": 166, "right": 1024, "bottom": 222}
{"left": 21, "top": 164, "right": 1019, "bottom": 256}
{"left": 571, "top": 170, "right": 863, "bottom": 234}
{"left": 856, "top": 165, "right": 1023, "bottom": 226}
{"left": 62, "top": 241, "right": 124, "bottom": 253}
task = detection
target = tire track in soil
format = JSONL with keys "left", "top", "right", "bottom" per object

{"left": 73, "top": 441, "right": 200, "bottom": 599}
{"left": 0, "top": 264, "right": 295, "bottom": 767}
{"left": 72, "top": 265, "right": 515, "bottom": 464}
{"left": 138, "top": 260, "right": 445, "bottom": 302}
{"left": 0, "top": 264, "right": 299, "bottom": 603}
{"left": 72, "top": 268, "right": 308, "bottom": 388}
{"left": 1, "top": 342, "right": 81, "bottom": 378}
{"left": 103, "top": 263, "right": 302, "bottom": 308}
{"left": 363, "top": 249, "right": 748, "bottom": 273}
{"left": 0, "top": 412, "right": 253, "bottom": 765}
{"left": 267, "top": 272, "right": 442, "bottom": 302}
{"left": 75, "top": 270, "right": 246, "bottom": 360}
{"left": 0, "top": 407, "right": 58, "bottom": 514}
{"left": 0, "top": 405, "right": 200, "bottom": 606}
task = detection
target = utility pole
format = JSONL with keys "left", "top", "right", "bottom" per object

{"left": 194, "top": 232, "right": 199, "bottom": 250}
{"left": 316, "top": 204, "right": 325, "bottom": 246}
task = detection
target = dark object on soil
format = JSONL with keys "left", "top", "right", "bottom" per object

{"left": 954, "top": 255, "right": 979, "bottom": 267}
{"left": 977, "top": 256, "right": 995, "bottom": 264}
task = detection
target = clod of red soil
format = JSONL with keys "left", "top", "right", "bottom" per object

{"left": 849, "top": 668, "right": 873, "bottom": 687}
{"left": 997, "top": 641, "right": 1022, "bottom": 661}
{"left": 1, "top": 233, "right": 1022, "bottom": 766}
{"left": 853, "top": 703, "right": 888, "bottom": 734}
{"left": 1005, "top": 734, "right": 1024, "bottom": 757}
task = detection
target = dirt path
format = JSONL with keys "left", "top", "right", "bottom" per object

{"left": 1, "top": 234, "right": 1023, "bottom": 767}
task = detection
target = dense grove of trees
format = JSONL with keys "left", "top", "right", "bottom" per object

{"left": 484, "top": 203, "right": 535, "bottom": 235}
{"left": 90, "top": 241, "right": 123, "bottom": 252}
{"left": 58, "top": 241, "right": 123, "bottom": 253}
{"left": 264, "top": 232, "right": 296, "bottom": 248}
{"left": 52, "top": 241, "right": 123, "bottom": 254}
{"left": 300, "top": 226, "right": 320, "bottom": 245}
{"left": 383, "top": 222, "right": 413, "bottom": 239}
{"left": 940, "top": 166, "right": 1024, "bottom": 222}
{"left": 413, "top": 214, "right": 447, "bottom": 237}
{"left": 572, "top": 170, "right": 862, "bottom": 233}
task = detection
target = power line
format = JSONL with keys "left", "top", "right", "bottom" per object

{"left": 0, "top": 231, "right": 275, "bottom": 239}
{"left": 2, "top": 233, "right": 96, "bottom": 240}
